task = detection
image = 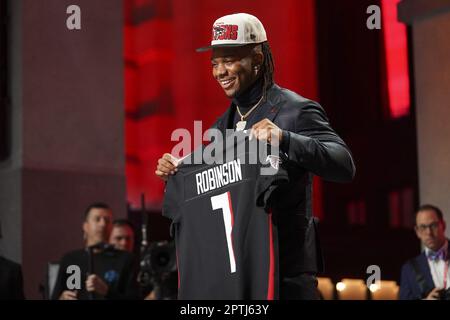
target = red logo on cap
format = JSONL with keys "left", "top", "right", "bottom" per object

{"left": 212, "top": 24, "right": 238, "bottom": 41}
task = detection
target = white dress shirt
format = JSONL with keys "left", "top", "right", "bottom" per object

{"left": 425, "top": 240, "right": 450, "bottom": 289}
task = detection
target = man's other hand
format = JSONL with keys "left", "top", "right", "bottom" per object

{"left": 59, "top": 290, "right": 78, "bottom": 300}
{"left": 424, "top": 287, "right": 443, "bottom": 300}
{"left": 85, "top": 274, "right": 109, "bottom": 297}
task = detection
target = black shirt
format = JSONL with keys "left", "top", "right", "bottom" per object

{"left": 231, "top": 76, "right": 265, "bottom": 130}
{"left": 51, "top": 246, "right": 139, "bottom": 300}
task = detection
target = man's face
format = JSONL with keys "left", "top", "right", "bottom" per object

{"left": 109, "top": 225, "right": 135, "bottom": 252}
{"left": 83, "top": 208, "right": 113, "bottom": 246}
{"left": 415, "top": 210, "right": 446, "bottom": 251}
{"left": 211, "top": 45, "right": 262, "bottom": 98}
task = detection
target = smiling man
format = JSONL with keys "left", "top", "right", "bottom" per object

{"left": 156, "top": 13, "right": 355, "bottom": 299}
{"left": 211, "top": 44, "right": 262, "bottom": 97}
{"left": 400, "top": 204, "right": 450, "bottom": 300}
{"left": 52, "top": 203, "right": 138, "bottom": 300}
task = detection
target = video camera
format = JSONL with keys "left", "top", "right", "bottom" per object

{"left": 138, "top": 240, "right": 177, "bottom": 299}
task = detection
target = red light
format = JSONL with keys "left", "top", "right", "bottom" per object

{"left": 382, "top": 0, "right": 411, "bottom": 118}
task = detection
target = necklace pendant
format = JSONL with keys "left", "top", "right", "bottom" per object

{"left": 236, "top": 120, "right": 247, "bottom": 131}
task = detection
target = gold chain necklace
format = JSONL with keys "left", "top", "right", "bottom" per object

{"left": 235, "top": 94, "right": 264, "bottom": 131}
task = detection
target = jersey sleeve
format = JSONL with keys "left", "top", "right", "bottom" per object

{"left": 255, "top": 162, "right": 289, "bottom": 210}
{"left": 162, "top": 171, "right": 184, "bottom": 236}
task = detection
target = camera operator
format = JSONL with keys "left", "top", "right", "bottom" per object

{"left": 140, "top": 241, "right": 177, "bottom": 300}
{"left": 400, "top": 204, "right": 450, "bottom": 300}
{"left": 109, "top": 219, "right": 135, "bottom": 253}
{"left": 52, "top": 203, "right": 139, "bottom": 300}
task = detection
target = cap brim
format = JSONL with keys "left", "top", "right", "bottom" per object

{"left": 195, "top": 43, "right": 249, "bottom": 53}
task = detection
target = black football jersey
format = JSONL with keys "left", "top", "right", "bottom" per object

{"left": 162, "top": 133, "right": 288, "bottom": 299}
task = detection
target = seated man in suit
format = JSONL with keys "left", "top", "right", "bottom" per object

{"left": 0, "top": 220, "right": 25, "bottom": 300}
{"left": 52, "top": 203, "right": 139, "bottom": 300}
{"left": 0, "top": 256, "right": 25, "bottom": 300}
{"left": 399, "top": 204, "right": 450, "bottom": 300}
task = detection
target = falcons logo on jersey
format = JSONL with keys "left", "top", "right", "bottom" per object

{"left": 265, "top": 155, "right": 281, "bottom": 170}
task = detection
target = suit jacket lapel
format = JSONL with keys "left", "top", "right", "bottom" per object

{"left": 418, "top": 252, "right": 436, "bottom": 289}
{"left": 214, "top": 105, "right": 233, "bottom": 136}
{"left": 447, "top": 239, "right": 450, "bottom": 258}
{"left": 254, "top": 84, "right": 285, "bottom": 123}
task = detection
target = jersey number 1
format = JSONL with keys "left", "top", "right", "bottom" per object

{"left": 210, "top": 192, "right": 236, "bottom": 273}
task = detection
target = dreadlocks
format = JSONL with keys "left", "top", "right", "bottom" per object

{"left": 261, "top": 42, "right": 274, "bottom": 91}
{"left": 252, "top": 42, "right": 275, "bottom": 100}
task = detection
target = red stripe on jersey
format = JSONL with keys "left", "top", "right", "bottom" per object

{"left": 227, "top": 192, "right": 236, "bottom": 268}
{"left": 267, "top": 210, "right": 275, "bottom": 300}
{"left": 176, "top": 248, "right": 180, "bottom": 289}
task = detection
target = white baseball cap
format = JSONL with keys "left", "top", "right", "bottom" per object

{"left": 196, "top": 13, "right": 268, "bottom": 52}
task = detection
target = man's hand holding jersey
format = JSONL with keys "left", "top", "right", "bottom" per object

{"left": 250, "top": 118, "right": 282, "bottom": 146}
{"left": 155, "top": 153, "right": 179, "bottom": 181}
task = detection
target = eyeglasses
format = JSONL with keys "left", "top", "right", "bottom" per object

{"left": 416, "top": 222, "right": 440, "bottom": 233}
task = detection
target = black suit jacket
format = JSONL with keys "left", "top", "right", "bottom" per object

{"left": 211, "top": 84, "right": 355, "bottom": 277}
{"left": 399, "top": 244, "right": 450, "bottom": 300}
{"left": 0, "top": 256, "right": 25, "bottom": 300}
